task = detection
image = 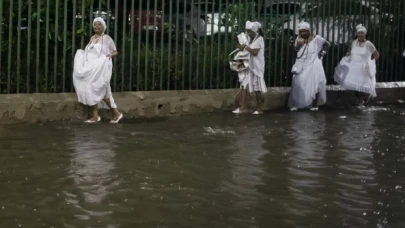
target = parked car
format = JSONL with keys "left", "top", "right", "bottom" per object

{"left": 286, "top": 1, "right": 379, "bottom": 44}
{"left": 195, "top": 1, "right": 233, "bottom": 36}
{"left": 258, "top": 0, "right": 310, "bottom": 39}
{"left": 289, "top": 0, "right": 380, "bottom": 44}
{"left": 106, "top": 0, "right": 204, "bottom": 42}
{"left": 259, "top": 0, "right": 382, "bottom": 44}
{"left": 126, "top": 1, "right": 164, "bottom": 36}
{"left": 158, "top": 0, "right": 205, "bottom": 41}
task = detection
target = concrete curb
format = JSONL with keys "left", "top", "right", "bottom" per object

{"left": 0, "top": 84, "right": 404, "bottom": 124}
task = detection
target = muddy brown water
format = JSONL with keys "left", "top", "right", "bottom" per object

{"left": 1, "top": 106, "right": 405, "bottom": 228}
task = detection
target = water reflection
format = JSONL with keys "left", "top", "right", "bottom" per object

{"left": 221, "top": 123, "right": 266, "bottom": 227}
{"left": 1, "top": 109, "right": 405, "bottom": 227}
{"left": 66, "top": 127, "right": 119, "bottom": 226}
{"left": 284, "top": 112, "right": 328, "bottom": 226}
{"left": 258, "top": 114, "right": 293, "bottom": 227}
{"left": 334, "top": 110, "right": 377, "bottom": 226}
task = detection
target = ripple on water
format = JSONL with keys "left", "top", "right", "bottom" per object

{"left": 1, "top": 109, "right": 405, "bottom": 227}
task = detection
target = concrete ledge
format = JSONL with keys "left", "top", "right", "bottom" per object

{"left": 0, "top": 84, "right": 404, "bottom": 124}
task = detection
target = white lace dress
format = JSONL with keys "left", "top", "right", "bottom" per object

{"left": 73, "top": 35, "right": 117, "bottom": 109}
{"left": 334, "top": 39, "right": 377, "bottom": 97}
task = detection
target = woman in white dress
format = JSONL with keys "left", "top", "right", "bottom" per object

{"left": 288, "top": 21, "right": 330, "bottom": 111}
{"left": 334, "top": 24, "right": 380, "bottom": 106}
{"left": 73, "top": 17, "right": 123, "bottom": 123}
{"left": 232, "top": 21, "right": 267, "bottom": 114}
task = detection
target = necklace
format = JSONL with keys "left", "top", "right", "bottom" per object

{"left": 296, "top": 39, "right": 309, "bottom": 60}
{"left": 250, "top": 34, "right": 259, "bottom": 44}
{"left": 356, "top": 39, "right": 367, "bottom": 47}
{"left": 296, "top": 34, "right": 314, "bottom": 60}
{"left": 85, "top": 33, "right": 105, "bottom": 61}
{"left": 90, "top": 33, "right": 104, "bottom": 44}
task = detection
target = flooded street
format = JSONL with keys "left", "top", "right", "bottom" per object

{"left": 1, "top": 106, "right": 405, "bottom": 228}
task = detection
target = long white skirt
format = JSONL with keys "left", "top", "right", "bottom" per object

{"left": 288, "top": 58, "right": 327, "bottom": 109}
{"left": 238, "top": 70, "right": 267, "bottom": 93}
{"left": 73, "top": 49, "right": 117, "bottom": 109}
{"left": 334, "top": 56, "right": 376, "bottom": 97}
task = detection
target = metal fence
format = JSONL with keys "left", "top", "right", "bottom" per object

{"left": 1, "top": 0, "right": 404, "bottom": 94}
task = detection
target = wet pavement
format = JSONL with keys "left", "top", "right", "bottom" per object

{"left": 1, "top": 105, "right": 405, "bottom": 227}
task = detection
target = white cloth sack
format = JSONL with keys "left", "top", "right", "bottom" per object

{"left": 229, "top": 32, "right": 250, "bottom": 86}
{"left": 237, "top": 32, "right": 249, "bottom": 45}
{"left": 229, "top": 32, "right": 250, "bottom": 72}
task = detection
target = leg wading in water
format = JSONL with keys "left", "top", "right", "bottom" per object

{"left": 355, "top": 91, "right": 370, "bottom": 106}
{"left": 87, "top": 98, "right": 122, "bottom": 123}
{"left": 88, "top": 105, "right": 100, "bottom": 122}
{"left": 253, "top": 91, "right": 264, "bottom": 114}
{"left": 240, "top": 88, "right": 248, "bottom": 112}
{"left": 233, "top": 87, "right": 249, "bottom": 114}
{"left": 103, "top": 97, "right": 122, "bottom": 121}
{"left": 310, "top": 93, "right": 319, "bottom": 111}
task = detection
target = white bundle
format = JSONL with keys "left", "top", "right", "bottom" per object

{"left": 237, "top": 32, "right": 249, "bottom": 45}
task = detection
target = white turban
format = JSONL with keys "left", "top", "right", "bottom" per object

{"left": 356, "top": 24, "right": 367, "bottom": 34}
{"left": 297, "top": 21, "right": 310, "bottom": 31}
{"left": 93, "top": 17, "right": 107, "bottom": 32}
{"left": 245, "top": 20, "right": 261, "bottom": 33}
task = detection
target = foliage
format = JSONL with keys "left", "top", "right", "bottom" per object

{"left": 224, "top": 1, "right": 257, "bottom": 33}
{"left": 1, "top": 0, "right": 405, "bottom": 94}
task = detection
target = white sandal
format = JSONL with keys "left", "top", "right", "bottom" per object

{"left": 84, "top": 116, "right": 101, "bottom": 123}
{"left": 110, "top": 113, "right": 123, "bottom": 124}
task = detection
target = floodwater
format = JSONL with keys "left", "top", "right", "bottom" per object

{"left": 1, "top": 106, "right": 405, "bottom": 228}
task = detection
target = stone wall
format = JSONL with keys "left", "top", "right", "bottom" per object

{"left": 0, "top": 84, "right": 404, "bottom": 124}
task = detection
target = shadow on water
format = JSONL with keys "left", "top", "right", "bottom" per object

{"left": 1, "top": 106, "right": 405, "bottom": 227}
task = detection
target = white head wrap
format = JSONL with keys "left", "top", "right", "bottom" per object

{"left": 93, "top": 17, "right": 107, "bottom": 32}
{"left": 297, "top": 21, "right": 310, "bottom": 31}
{"left": 245, "top": 20, "right": 262, "bottom": 33}
{"left": 356, "top": 24, "right": 367, "bottom": 34}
